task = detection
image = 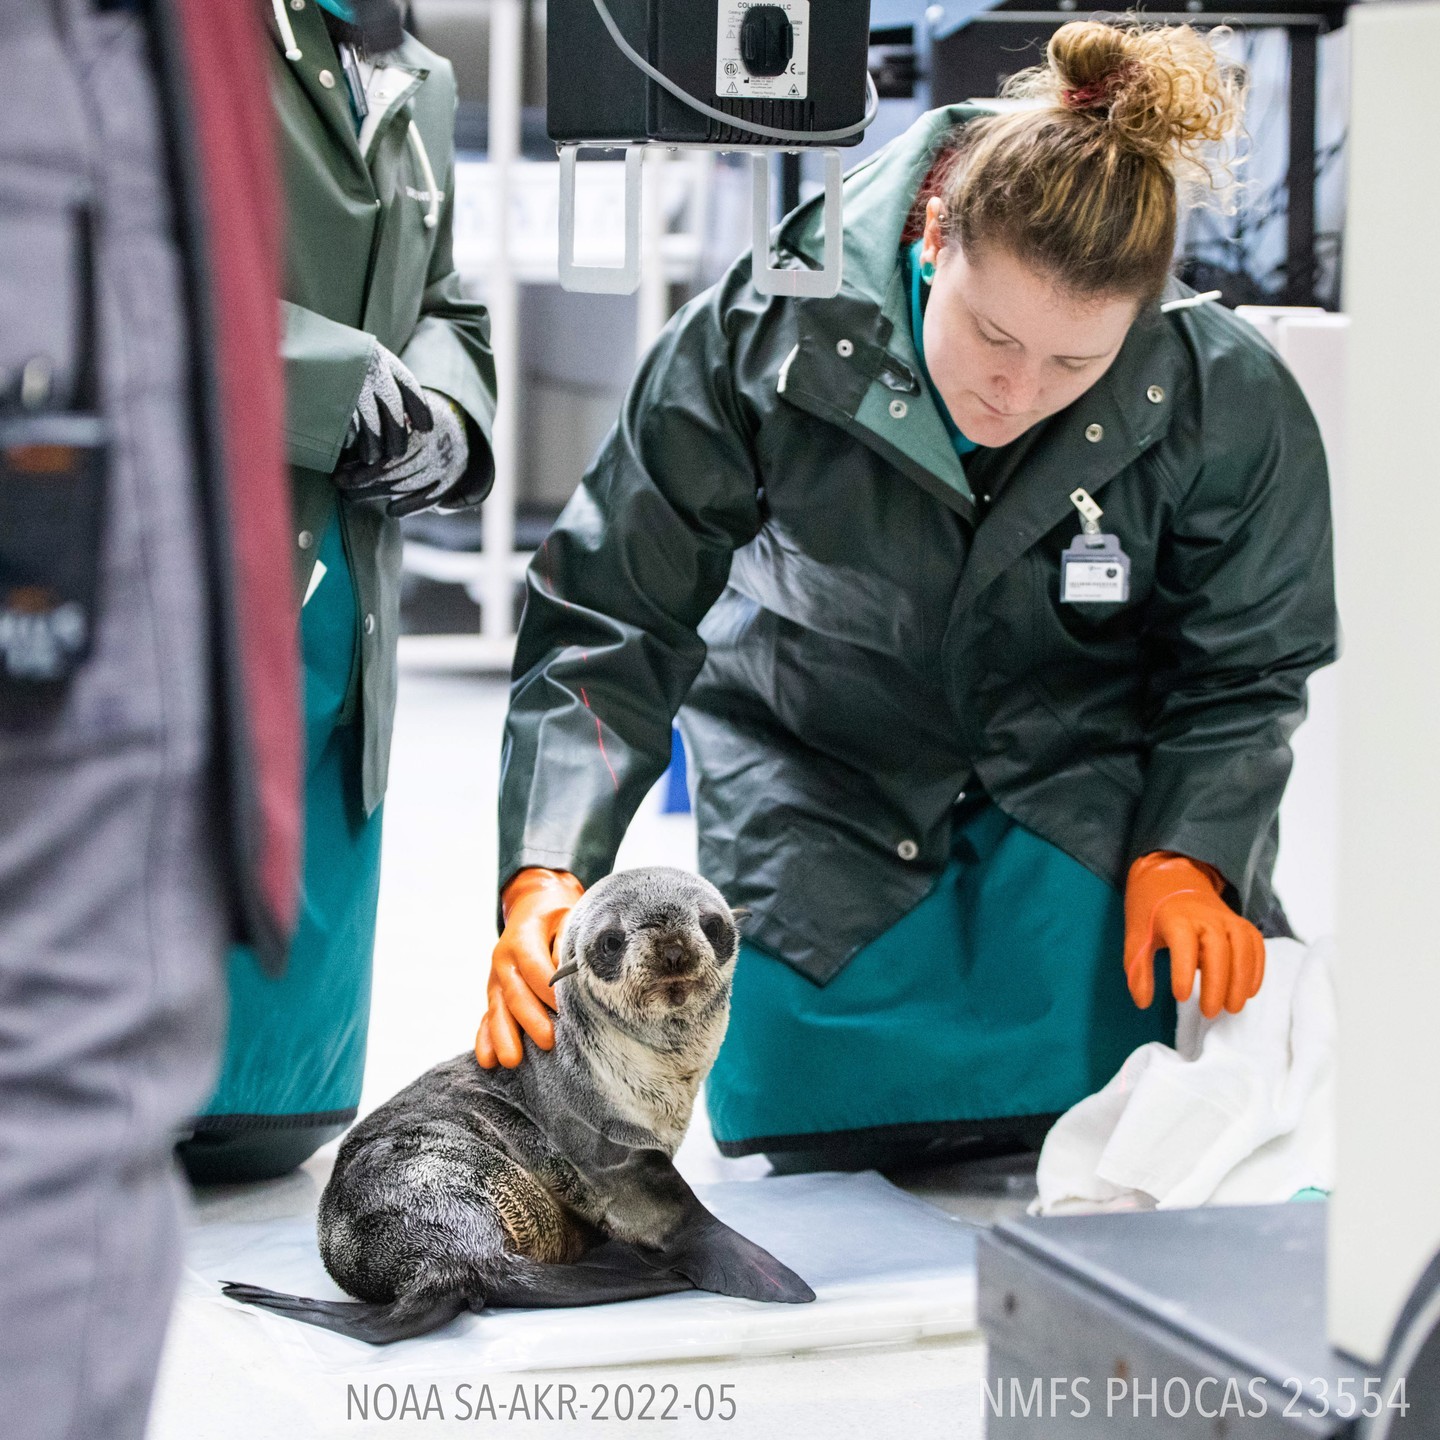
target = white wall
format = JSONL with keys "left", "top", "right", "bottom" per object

{"left": 1240, "top": 310, "right": 1348, "bottom": 943}
{"left": 1330, "top": 0, "right": 1440, "bottom": 1364}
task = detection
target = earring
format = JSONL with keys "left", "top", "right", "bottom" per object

{"left": 920, "top": 258, "right": 936, "bottom": 285}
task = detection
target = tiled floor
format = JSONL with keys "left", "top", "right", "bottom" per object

{"left": 147, "top": 673, "right": 1041, "bottom": 1439}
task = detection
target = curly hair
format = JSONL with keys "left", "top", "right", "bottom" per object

{"left": 933, "top": 19, "right": 1246, "bottom": 303}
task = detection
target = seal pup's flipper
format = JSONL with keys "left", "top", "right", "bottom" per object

{"left": 666, "top": 1218, "right": 815, "bottom": 1305}
{"left": 478, "top": 1241, "right": 696, "bottom": 1309}
{"left": 223, "top": 1246, "right": 694, "bottom": 1341}
{"left": 569, "top": 1147, "right": 815, "bottom": 1306}
{"left": 221, "top": 1281, "right": 467, "bottom": 1345}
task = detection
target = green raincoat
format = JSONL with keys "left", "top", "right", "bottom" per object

{"left": 195, "top": 7, "right": 496, "bottom": 1146}
{"left": 499, "top": 105, "right": 1337, "bottom": 1150}
{"left": 277, "top": 7, "right": 496, "bottom": 809}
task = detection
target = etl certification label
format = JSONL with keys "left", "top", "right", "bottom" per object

{"left": 1061, "top": 533, "right": 1131, "bottom": 603}
{"left": 716, "top": 0, "right": 810, "bottom": 101}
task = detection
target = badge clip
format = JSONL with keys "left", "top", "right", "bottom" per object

{"left": 1062, "top": 489, "right": 1131, "bottom": 603}
{"left": 1070, "top": 487, "right": 1104, "bottom": 536}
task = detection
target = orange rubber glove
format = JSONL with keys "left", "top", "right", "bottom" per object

{"left": 475, "top": 868, "right": 585, "bottom": 1069}
{"left": 1123, "top": 852, "right": 1265, "bottom": 1020}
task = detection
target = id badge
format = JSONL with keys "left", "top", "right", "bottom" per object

{"left": 1061, "top": 532, "right": 1130, "bottom": 604}
{"left": 0, "top": 412, "right": 108, "bottom": 693}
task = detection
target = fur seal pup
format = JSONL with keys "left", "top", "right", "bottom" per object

{"left": 223, "top": 867, "right": 813, "bottom": 1343}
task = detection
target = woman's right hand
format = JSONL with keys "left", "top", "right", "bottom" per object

{"left": 475, "top": 868, "right": 585, "bottom": 1069}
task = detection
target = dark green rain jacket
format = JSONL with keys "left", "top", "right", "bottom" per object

{"left": 272, "top": 4, "right": 496, "bottom": 812}
{"left": 499, "top": 105, "right": 1338, "bottom": 985}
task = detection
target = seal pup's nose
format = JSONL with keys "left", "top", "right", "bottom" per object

{"left": 659, "top": 938, "right": 691, "bottom": 973}
{"left": 652, "top": 935, "right": 698, "bottom": 977}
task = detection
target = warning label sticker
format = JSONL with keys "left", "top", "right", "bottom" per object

{"left": 715, "top": 0, "right": 810, "bottom": 102}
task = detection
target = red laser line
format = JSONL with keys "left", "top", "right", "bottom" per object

{"left": 580, "top": 686, "right": 619, "bottom": 792}
{"left": 538, "top": 538, "right": 570, "bottom": 609}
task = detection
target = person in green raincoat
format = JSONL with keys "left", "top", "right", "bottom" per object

{"left": 178, "top": 0, "right": 496, "bottom": 1182}
{"left": 476, "top": 21, "right": 1337, "bottom": 1170}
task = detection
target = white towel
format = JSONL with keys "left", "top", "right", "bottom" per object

{"left": 1031, "top": 937, "right": 1336, "bottom": 1216}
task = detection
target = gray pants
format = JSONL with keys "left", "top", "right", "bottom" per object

{"left": 0, "top": 5, "right": 227, "bottom": 1437}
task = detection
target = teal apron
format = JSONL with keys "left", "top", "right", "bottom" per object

{"left": 705, "top": 801, "right": 1175, "bottom": 1153}
{"left": 197, "top": 505, "right": 382, "bottom": 1128}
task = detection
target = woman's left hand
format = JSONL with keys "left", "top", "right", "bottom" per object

{"left": 1123, "top": 852, "right": 1266, "bottom": 1019}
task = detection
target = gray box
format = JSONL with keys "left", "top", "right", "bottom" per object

{"left": 978, "top": 1205, "right": 1378, "bottom": 1438}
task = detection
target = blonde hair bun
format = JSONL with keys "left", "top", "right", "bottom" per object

{"left": 936, "top": 16, "right": 1246, "bottom": 301}
{"left": 1010, "top": 19, "right": 1245, "bottom": 179}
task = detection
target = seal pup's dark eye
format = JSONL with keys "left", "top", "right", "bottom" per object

{"left": 699, "top": 912, "right": 735, "bottom": 960}
{"left": 590, "top": 928, "right": 627, "bottom": 981}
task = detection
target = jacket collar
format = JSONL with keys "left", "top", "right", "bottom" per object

{"left": 357, "top": 61, "right": 426, "bottom": 160}
{"left": 778, "top": 278, "right": 979, "bottom": 519}
{"left": 780, "top": 105, "right": 983, "bottom": 308}
{"left": 773, "top": 106, "right": 1194, "bottom": 596}
{"left": 269, "top": 5, "right": 427, "bottom": 192}
{"left": 271, "top": 2, "right": 371, "bottom": 189}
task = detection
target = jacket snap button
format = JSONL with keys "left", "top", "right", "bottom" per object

{"left": 897, "top": 838, "right": 919, "bottom": 861}
{"left": 290, "top": 0, "right": 304, "bottom": 9}
{"left": 297, "top": 530, "right": 314, "bottom": 550}
{"left": 318, "top": 69, "right": 337, "bottom": 89}
{"left": 836, "top": 339, "right": 854, "bottom": 358}
{"left": 364, "top": 613, "right": 376, "bottom": 635}
{"left": 1084, "top": 423, "right": 1104, "bottom": 443}
{"left": 889, "top": 399, "right": 908, "bottom": 420}
{"left": 1147, "top": 385, "right": 1165, "bottom": 404}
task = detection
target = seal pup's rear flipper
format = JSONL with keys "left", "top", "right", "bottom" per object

{"left": 479, "top": 1242, "right": 697, "bottom": 1309}
{"left": 666, "top": 1217, "right": 815, "bottom": 1305}
{"left": 221, "top": 1281, "right": 467, "bottom": 1344}
{"left": 579, "top": 1149, "right": 816, "bottom": 1305}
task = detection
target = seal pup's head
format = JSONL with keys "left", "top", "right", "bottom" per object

{"left": 553, "top": 867, "right": 738, "bottom": 1036}
{"left": 548, "top": 868, "right": 739, "bottom": 1147}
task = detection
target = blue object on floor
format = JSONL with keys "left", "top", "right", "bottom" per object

{"left": 661, "top": 724, "right": 691, "bottom": 813}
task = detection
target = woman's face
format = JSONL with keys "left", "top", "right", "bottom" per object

{"left": 919, "top": 197, "right": 1139, "bottom": 449}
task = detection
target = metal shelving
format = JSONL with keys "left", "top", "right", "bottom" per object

{"left": 398, "top": 0, "right": 711, "bottom": 674}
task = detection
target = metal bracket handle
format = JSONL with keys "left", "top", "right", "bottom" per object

{"left": 751, "top": 149, "right": 843, "bottom": 299}
{"left": 558, "top": 145, "right": 643, "bottom": 295}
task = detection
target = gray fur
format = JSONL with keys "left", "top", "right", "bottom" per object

{"left": 223, "top": 868, "right": 813, "bottom": 1343}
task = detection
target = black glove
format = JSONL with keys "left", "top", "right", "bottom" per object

{"left": 336, "top": 389, "right": 476, "bottom": 518}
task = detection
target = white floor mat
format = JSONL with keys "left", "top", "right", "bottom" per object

{"left": 177, "top": 1172, "right": 977, "bottom": 1383}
